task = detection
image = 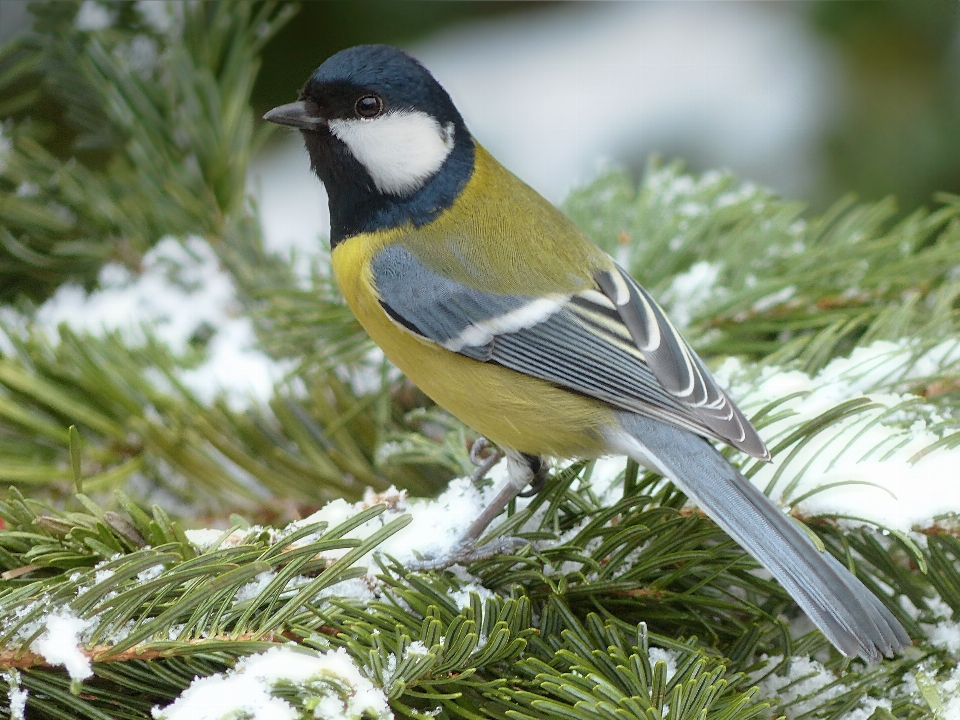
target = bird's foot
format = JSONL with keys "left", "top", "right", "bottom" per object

{"left": 408, "top": 450, "right": 546, "bottom": 571}
{"left": 409, "top": 536, "right": 531, "bottom": 571}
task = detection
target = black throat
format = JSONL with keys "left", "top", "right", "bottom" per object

{"left": 303, "top": 127, "right": 475, "bottom": 248}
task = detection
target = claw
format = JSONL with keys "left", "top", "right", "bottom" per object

{"left": 469, "top": 437, "right": 491, "bottom": 466}
{"left": 468, "top": 437, "right": 505, "bottom": 486}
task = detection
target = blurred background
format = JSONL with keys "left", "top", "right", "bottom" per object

{"left": 2, "top": 0, "right": 959, "bottom": 259}
{"left": 250, "top": 0, "right": 960, "bottom": 258}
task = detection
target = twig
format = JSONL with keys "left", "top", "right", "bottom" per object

{"left": 0, "top": 632, "right": 301, "bottom": 669}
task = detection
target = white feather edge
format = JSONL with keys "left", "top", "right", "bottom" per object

{"left": 380, "top": 279, "right": 752, "bottom": 447}
{"left": 576, "top": 289, "right": 617, "bottom": 310}
{"left": 441, "top": 296, "right": 567, "bottom": 352}
{"left": 617, "top": 269, "right": 738, "bottom": 411}
{"left": 442, "top": 288, "right": 630, "bottom": 352}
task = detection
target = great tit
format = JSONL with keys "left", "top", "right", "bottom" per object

{"left": 264, "top": 44, "right": 909, "bottom": 662}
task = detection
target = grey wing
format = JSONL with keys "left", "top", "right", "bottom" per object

{"left": 371, "top": 244, "right": 768, "bottom": 457}
{"left": 595, "top": 264, "right": 768, "bottom": 459}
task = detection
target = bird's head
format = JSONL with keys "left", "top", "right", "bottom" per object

{"left": 264, "top": 45, "right": 474, "bottom": 244}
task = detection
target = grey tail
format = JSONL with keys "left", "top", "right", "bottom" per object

{"left": 614, "top": 411, "right": 910, "bottom": 662}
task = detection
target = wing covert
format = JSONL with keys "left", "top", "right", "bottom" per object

{"left": 370, "top": 244, "right": 768, "bottom": 458}
{"left": 371, "top": 244, "right": 555, "bottom": 361}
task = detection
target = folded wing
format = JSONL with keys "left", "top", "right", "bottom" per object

{"left": 371, "top": 244, "right": 768, "bottom": 459}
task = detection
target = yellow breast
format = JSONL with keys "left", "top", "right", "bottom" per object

{"left": 330, "top": 147, "right": 613, "bottom": 458}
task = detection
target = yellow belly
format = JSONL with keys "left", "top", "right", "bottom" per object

{"left": 331, "top": 239, "right": 613, "bottom": 459}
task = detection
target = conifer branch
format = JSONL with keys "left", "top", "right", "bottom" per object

{"left": 0, "top": 633, "right": 276, "bottom": 669}
{"left": 0, "top": 2, "right": 958, "bottom": 719}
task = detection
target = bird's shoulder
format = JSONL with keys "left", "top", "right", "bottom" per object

{"left": 374, "top": 144, "right": 611, "bottom": 296}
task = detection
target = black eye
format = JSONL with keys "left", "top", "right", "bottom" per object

{"left": 355, "top": 94, "right": 383, "bottom": 118}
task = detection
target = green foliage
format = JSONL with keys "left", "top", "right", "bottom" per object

{"left": 0, "top": 2, "right": 293, "bottom": 301}
{"left": 501, "top": 608, "right": 770, "bottom": 720}
{"left": 0, "top": 2, "right": 958, "bottom": 719}
{"left": 809, "top": 2, "right": 960, "bottom": 213}
{"left": 0, "top": 319, "right": 426, "bottom": 512}
{"left": 0, "top": 467, "right": 951, "bottom": 719}
{"left": 564, "top": 166, "right": 960, "bottom": 379}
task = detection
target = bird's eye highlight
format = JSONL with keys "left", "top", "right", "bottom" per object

{"left": 355, "top": 95, "right": 383, "bottom": 118}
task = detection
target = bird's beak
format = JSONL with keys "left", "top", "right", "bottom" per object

{"left": 263, "top": 101, "right": 326, "bottom": 131}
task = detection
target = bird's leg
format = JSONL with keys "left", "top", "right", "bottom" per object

{"left": 411, "top": 450, "right": 545, "bottom": 570}
{"left": 459, "top": 451, "right": 534, "bottom": 546}
{"left": 517, "top": 453, "right": 549, "bottom": 497}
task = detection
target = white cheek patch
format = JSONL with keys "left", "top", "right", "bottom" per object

{"left": 328, "top": 111, "right": 455, "bottom": 196}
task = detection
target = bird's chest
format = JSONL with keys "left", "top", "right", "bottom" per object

{"left": 331, "top": 233, "right": 396, "bottom": 338}
{"left": 330, "top": 232, "right": 612, "bottom": 458}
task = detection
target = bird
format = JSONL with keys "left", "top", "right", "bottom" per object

{"left": 263, "top": 43, "right": 910, "bottom": 662}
